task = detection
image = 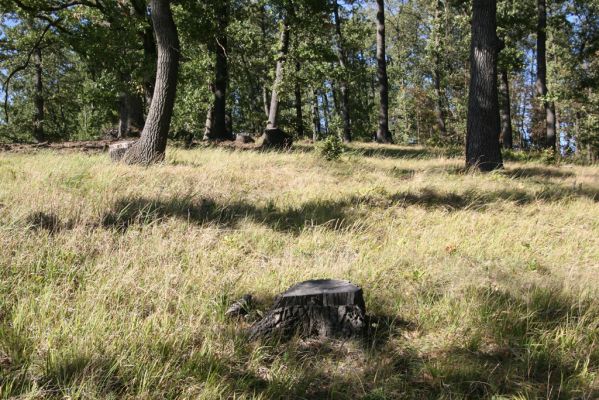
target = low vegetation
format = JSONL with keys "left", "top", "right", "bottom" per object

{"left": 1, "top": 143, "right": 598, "bottom": 399}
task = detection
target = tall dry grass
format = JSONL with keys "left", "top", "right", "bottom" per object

{"left": 1, "top": 143, "right": 598, "bottom": 399}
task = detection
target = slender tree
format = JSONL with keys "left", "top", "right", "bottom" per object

{"left": 312, "top": 89, "right": 321, "bottom": 141}
{"left": 294, "top": 61, "right": 304, "bottom": 137}
{"left": 375, "top": 0, "right": 390, "bottom": 143}
{"left": 332, "top": 0, "right": 351, "bottom": 142}
{"left": 499, "top": 67, "right": 513, "bottom": 148}
{"left": 33, "top": 46, "right": 44, "bottom": 142}
{"left": 122, "top": 0, "right": 179, "bottom": 164}
{"left": 466, "top": 0, "right": 503, "bottom": 171}
{"left": 266, "top": 15, "right": 290, "bottom": 130}
{"left": 536, "top": 0, "right": 557, "bottom": 150}
{"left": 208, "top": 0, "right": 232, "bottom": 140}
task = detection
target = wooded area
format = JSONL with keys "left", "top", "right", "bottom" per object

{"left": 1, "top": 0, "right": 597, "bottom": 167}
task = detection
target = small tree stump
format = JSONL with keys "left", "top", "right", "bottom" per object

{"left": 249, "top": 279, "right": 366, "bottom": 340}
{"left": 109, "top": 141, "right": 136, "bottom": 162}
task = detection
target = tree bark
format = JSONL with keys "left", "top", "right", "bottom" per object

{"left": 294, "top": 62, "right": 304, "bottom": 137}
{"left": 209, "top": 1, "right": 232, "bottom": 141}
{"left": 266, "top": 16, "right": 290, "bottom": 130}
{"left": 432, "top": 0, "right": 447, "bottom": 139}
{"left": 465, "top": 0, "right": 503, "bottom": 171}
{"left": 121, "top": 0, "right": 179, "bottom": 164}
{"left": 312, "top": 89, "right": 321, "bottom": 142}
{"left": 249, "top": 279, "right": 366, "bottom": 340}
{"left": 499, "top": 68, "right": 513, "bottom": 149}
{"left": 375, "top": 0, "right": 390, "bottom": 143}
{"left": 33, "top": 46, "right": 44, "bottom": 143}
{"left": 536, "top": 0, "right": 556, "bottom": 151}
{"left": 333, "top": 0, "right": 351, "bottom": 142}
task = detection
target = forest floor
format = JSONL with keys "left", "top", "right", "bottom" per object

{"left": 1, "top": 142, "right": 598, "bottom": 399}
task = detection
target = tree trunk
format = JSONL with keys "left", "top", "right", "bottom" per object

{"left": 333, "top": 0, "right": 351, "bottom": 142}
{"left": 33, "top": 46, "right": 44, "bottom": 143}
{"left": 209, "top": 1, "right": 232, "bottom": 141}
{"left": 266, "top": 17, "right": 290, "bottom": 130}
{"left": 499, "top": 68, "right": 513, "bottom": 149}
{"left": 249, "top": 279, "right": 366, "bottom": 340}
{"left": 536, "top": 0, "right": 556, "bottom": 151}
{"left": 432, "top": 0, "right": 448, "bottom": 139}
{"left": 465, "top": 0, "right": 503, "bottom": 171}
{"left": 375, "top": 0, "right": 390, "bottom": 144}
{"left": 294, "top": 62, "right": 304, "bottom": 137}
{"left": 312, "top": 89, "right": 321, "bottom": 142}
{"left": 203, "top": 105, "right": 214, "bottom": 140}
{"left": 121, "top": 0, "right": 179, "bottom": 164}
{"left": 323, "top": 89, "right": 330, "bottom": 135}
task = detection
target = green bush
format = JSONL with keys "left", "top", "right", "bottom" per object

{"left": 317, "top": 135, "right": 345, "bottom": 161}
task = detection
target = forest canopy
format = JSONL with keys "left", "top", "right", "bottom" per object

{"left": 0, "top": 0, "right": 598, "bottom": 163}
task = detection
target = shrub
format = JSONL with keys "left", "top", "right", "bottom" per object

{"left": 317, "top": 135, "right": 345, "bottom": 161}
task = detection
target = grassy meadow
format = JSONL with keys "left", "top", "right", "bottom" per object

{"left": 1, "top": 142, "right": 598, "bottom": 399}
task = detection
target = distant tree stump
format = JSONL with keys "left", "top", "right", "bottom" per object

{"left": 109, "top": 141, "right": 136, "bottom": 162}
{"left": 261, "top": 128, "right": 293, "bottom": 149}
{"left": 249, "top": 279, "right": 366, "bottom": 340}
{"left": 236, "top": 134, "right": 255, "bottom": 144}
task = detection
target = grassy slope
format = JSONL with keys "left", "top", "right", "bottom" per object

{"left": 1, "top": 143, "right": 598, "bottom": 399}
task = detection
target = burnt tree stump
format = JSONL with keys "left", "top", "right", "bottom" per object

{"left": 249, "top": 279, "right": 366, "bottom": 340}
{"left": 109, "top": 141, "right": 136, "bottom": 162}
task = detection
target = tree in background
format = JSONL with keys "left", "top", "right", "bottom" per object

{"left": 375, "top": 0, "right": 390, "bottom": 143}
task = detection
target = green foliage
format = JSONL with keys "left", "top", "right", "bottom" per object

{"left": 317, "top": 134, "right": 345, "bottom": 160}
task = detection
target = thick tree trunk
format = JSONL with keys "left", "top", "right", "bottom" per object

{"left": 294, "top": 62, "right": 304, "bottom": 137}
{"left": 33, "top": 47, "right": 44, "bottom": 143}
{"left": 249, "top": 279, "right": 366, "bottom": 340}
{"left": 465, "top": 0, "right": 503, "bottom": 171}
{"left": 499, "top": 68, "right": 513, "bottom": 149}
{"left": 121, "top": 0, "right": 179, "bottom": 164}
{"left": 536, "top": 0, "right": 556, "bottom": 151}
{"left": 375, "top": 0, "right": 390, "bottom": 143}
{"left": 333, "top": 0, "right": 351, "bottom": 142}
{"left": 209, "top": 1, "right": 232, "bottom": 141}
{"left": 312, "top": 89, "right": 321, "bottom": 142}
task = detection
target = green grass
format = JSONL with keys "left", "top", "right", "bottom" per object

{"left": 1, "top": 142, "right": 598, "bottom": 399}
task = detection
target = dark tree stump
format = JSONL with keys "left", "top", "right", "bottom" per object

{"left": 249, "top": 279, "right": 366, "bottom": 340}
{"left": 261, "top": 128, "right": 293, "bottom": 149}
{"left": 109, "top": 141, "right": 136, "bottom": 162}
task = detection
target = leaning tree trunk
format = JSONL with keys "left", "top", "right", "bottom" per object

{"left": 536, "top": 0, "right": 556, "bottom": 151}
{"left": 209, "top": 0, "right": 232, "bottom": 141}
{"left": 263, "top": 14, "right": 292, "bottom": 148}
{"left": 33, "top": 46, "right": 44, "bottom": 143}
{"left": 375, "top": 0, "right": 391, "bottom": 143}
{"left": 333, "top": 0, "right": 351, "bottom": 143}
{"left": 121, "top": 0, "right": 179, "bottom": 164}
{"left": 249, "top": 279, "right": 366, "bottom": 339}
{"left": 499, "top": 67, "right": 513, "bottom": 149}
{"left": 465, "top": 0, "right": 503, "bottom": 171}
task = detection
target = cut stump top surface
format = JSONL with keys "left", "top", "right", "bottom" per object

{"left": 275, "top": 279, "right": 365, "bottom": 309}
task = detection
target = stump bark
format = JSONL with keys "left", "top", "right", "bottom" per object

{"left": 249, "top": 279, "right": 366, "bottom": 340}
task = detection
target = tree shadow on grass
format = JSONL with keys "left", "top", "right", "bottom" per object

{"left": 101, "top": 196, "right": 350, "bottom": 233}
{"left": 99, "top": 182, "right": 599, "bottom": 233}
{"left": 503, "top": 166, "right": 577, "bottom": 180}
